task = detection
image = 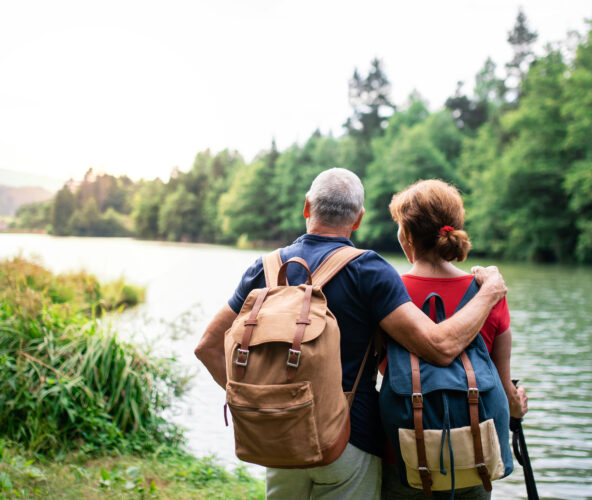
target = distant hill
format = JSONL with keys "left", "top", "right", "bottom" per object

{"left": 0, "top": 169, "right": 65, "bottom": 192}
{"left": 0, "top": 185, "right": 54, "bottom": 215}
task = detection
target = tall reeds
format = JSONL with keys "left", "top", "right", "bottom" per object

{"left": 0, "top": 257, "right": 187, "bottom": 455}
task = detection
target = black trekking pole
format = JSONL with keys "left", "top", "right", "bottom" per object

{"left": 510, "top": 380, "right": 539, "bottom": 500}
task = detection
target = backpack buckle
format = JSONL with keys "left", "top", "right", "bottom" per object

{"left": 412, "top": 393, "right": 423, "bottom": 408}
{"left": 287, "top": 348, "right": 301, "bottom": 368}
{"left": 235, "top": 348, "right": 249, "bottom": 366}
{"left": 467, "top": 387, "right": 479, "bottom": 403}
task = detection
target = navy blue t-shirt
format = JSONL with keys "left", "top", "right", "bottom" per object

{"left": 228, "top": 233, "right": 410, "bottom": 457}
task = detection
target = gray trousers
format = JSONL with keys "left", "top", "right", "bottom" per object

{"left": 266, "top": 443, "right": 381, "bottom": 500}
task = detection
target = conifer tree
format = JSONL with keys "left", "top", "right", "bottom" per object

{"left": 344, "top": 58, "right": 395, "bottom": 176}
{"left": 505, "top": 9, "right": 538, "bottom": 102}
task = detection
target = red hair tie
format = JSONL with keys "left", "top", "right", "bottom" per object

{"left": 440, "top": 225, "right": 455, "bottom": 235}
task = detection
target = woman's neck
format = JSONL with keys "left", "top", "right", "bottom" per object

{"left": 408, "top": 258, "right": 468, "bottom": 278}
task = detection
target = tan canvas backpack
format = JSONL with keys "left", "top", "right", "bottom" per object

{"left": 224, "top": 245, "right": 371, "bottom": 468}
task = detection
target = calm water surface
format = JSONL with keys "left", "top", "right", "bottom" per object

{"left": 1, "top": 234, "right": 591, "bottom": 500}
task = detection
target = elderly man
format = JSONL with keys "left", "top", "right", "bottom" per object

{"left": 195, "top": 168, "right": 507, "bottom": 500}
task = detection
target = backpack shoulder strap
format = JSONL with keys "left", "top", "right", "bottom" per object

{"left": 421, "top": 292, "right": 446, "bottom": 323}
{"left": 420, "top": 277, "right": 480, "bottom": 323}
{"left": 262, "top": 249, "right": 283, "bottom": 287}
{"left": 311, "top": 246, "right": 366, "bottom": 287}
{"left": 454, "top": 278, "right": 480, "bottom": 313}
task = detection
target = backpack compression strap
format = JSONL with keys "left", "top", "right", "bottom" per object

{"left": 456, "top": 278, "right": 492, "bottom": 490}
{"left": 409, "top": 352, "right": 433, "bottom": 497}
{"left": 459, "top": 352, "right": 493, "bottom": 492}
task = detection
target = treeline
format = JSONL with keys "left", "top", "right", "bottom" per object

{"left": 13, "top": 12, "right": 592, "bottom": 263}
{"left": 16, "top": 170, "right": 135, "bottom": 237}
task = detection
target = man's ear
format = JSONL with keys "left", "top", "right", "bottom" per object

{"left": 303, "top": 197, "right": 311, "bottom": 219}
{"left": 352, "top": 208, "right": 365, "bottom": 231}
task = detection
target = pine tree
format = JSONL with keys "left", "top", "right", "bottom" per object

{"left": 344, "top": 58, "right": 395, "bottom": 176}
{"left": 505, "top": 9, "right": 538, "bottom": 102}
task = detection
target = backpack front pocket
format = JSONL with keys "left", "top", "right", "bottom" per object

{"left": 398, "top": 418, "right": 505, "bottom": 490}
{"left": 226, "top": 380, "right": 322, "bottom": 467}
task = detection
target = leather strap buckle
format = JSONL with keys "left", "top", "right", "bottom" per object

{"left": 476, "top": 463, "right": 489, "bottom": 475}
{"left": 467, "top": 387, "right": 479, "bottom": 403}
{"left": 235, "top": 348, "right": 249, "bottom": 367}
{"left": 412, "top": 392, "right": 423, "bottom": 408}
{"left": 418, "top": 466, "right": 432, "bottom": 485}
{"left": 287, "top": 348, "right": 301, "bottom": 368}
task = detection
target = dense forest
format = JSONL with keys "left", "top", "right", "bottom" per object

{"left": 13, "top": 12, "right": 592, "bottom": 263}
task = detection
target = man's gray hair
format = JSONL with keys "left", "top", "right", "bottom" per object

{"left": 306, "top": 168, "right": 365, "bottom": 227}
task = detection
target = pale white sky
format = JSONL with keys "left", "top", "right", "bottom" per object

{"left": 0, "top": 0, "right": 590, "bottom": 185}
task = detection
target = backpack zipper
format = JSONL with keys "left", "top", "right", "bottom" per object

{"left": 228, "top": 400, "right": 312, "bottom": 414}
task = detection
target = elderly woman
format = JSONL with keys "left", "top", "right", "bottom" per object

{"left": 382, "top": 179, "right": 528, "bottom": 500}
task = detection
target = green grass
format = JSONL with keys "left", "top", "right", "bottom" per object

{"left": 0, "top": 257, "right": 263, "bottom": 498}
{"left": 0, "top": 257, "right": 184, "bottom": 455}
{"left": 0, "top": 440, "right": 264, "bottom": 499}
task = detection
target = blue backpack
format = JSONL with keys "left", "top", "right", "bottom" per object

{"left": 379, "top": 279, "right": 513, "bottom": 497}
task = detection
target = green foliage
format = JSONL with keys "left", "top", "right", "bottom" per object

{"left": 68, "top": 199, "right": 132, "bottom": 237}
{"left": 272, "top": 134, "right": 343, "bottom": 241}
{"left": 0, "top": 257, "right": 182, "bottom": 455}
{"left": 100, "top": 279, "right": 145, "bottom": 311}
{"left": 468, "top": 48, "right": 574, "bottom": 262}
{"left": 52, "top": 186, "right": 76, "bottom": 236}
{"left": 0, "top": 440, "right": 264, "bottom": 499}
{"left": 445, "top": 82, "right": 489, "bottom": 134}
{"left": 158, "top": 185, "right": 201, "bottom": 241}
{"left": 15, "top": 171, "right": 136, "bottom": 237}
{"left": 345, "top": 58, "right": 395, "bottom": 142}
{"left": 360, "top": 103, "right": 462, "bottom": 248}
{"left": 505, "top": 8, "right": 538, "bottom": 100}
{"left": 77, "top": 169, "right": 134, "bottom": 215}
{"left": 344, "top": 58, "right": 395, "bottom": 177}
{"left": 460, "top": 124, "right": 508, "bottom": 256}
{"left": 13, "top": 201, "right": 52, "bottom": 232}
{"left": 474, "top": 57, "right": 505, "bottom": 107}
{"left": 219, "top": 157, "right": 280, "bottom": 243}
{"left": 196, "top": 149, "right": 245, "bottom": 242}
{"left": 562, "top": 25, "right": 592, "bottom": 262}
{"left": 132, "top": 180, "right": 165, "bottom": 239}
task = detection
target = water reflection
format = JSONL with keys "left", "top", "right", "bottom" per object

{"left": 1, "top": 234, "right": 591, "bottom": 499}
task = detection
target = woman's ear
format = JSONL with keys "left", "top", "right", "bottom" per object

{"left": 397, "top": 227, "right": 414, "bottom": 264}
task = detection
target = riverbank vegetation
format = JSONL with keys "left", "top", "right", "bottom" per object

{"left": 0, "top": 440, "right": 263, "bottom": 499}
{"left": 0, "top": 258, "right": 264, "bottom": 498}
{"left": 11, "top": 13, "right": 592, "bottom": 263}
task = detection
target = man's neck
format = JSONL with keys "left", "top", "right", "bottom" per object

{"left": 306, "top": 221, "right": 352, "bottom": 239}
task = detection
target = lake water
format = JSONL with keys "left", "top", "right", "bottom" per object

{"left": 1, "top": 233, "right": 591, "bottom": 500}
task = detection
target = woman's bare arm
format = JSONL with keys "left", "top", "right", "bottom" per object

{"left": 490, "top": 328, "right": 528, "bottom": 418}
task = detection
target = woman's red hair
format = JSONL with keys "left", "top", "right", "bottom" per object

{"left": 389, "top": 179, "right": 471, "bottom": 262}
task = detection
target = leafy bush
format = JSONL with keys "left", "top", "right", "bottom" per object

{"left": 0, "top": 257, "right": 187, "bottom": 455}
